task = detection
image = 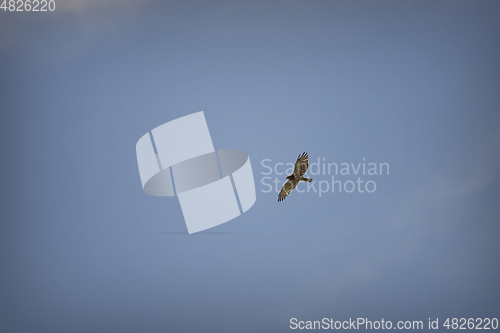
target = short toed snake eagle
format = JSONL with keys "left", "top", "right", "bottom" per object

{"left": 278, "top": 152, "right": 313, "bottom": 202}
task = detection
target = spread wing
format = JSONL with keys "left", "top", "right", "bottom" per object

{"left": 278, "top": 179, "right": 299, "bottom": 202}
{"left": 293, "top": 152, "right": 309, "bottom": 178}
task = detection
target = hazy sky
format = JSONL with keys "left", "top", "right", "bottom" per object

{"left": 1, "top": 1, "right": 499, "bottom": 332}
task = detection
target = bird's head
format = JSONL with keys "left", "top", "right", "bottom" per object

{"left": 286, "top": 175, "right": 293, "bottom": 180}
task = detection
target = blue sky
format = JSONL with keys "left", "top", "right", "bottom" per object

{"left": 1, "top": 1, "right": 499, "bottom": 332}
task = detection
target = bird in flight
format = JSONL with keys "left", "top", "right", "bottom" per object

{"left": 278, "top": 152, "right": 313, "bottom": 202}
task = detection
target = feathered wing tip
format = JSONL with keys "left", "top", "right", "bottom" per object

{"left": 297, "top": 152, "right": 308, "bottom": 160}
{"left": 278, "top": 181, "right": 291, "bottom": 202}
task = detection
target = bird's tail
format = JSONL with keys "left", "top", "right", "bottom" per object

{"left": 302, "top": 177, "right": 313, "bottom": 182}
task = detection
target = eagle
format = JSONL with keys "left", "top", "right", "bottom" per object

{"left": 277, "top": 152, "right": 313, "bottom": 202}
